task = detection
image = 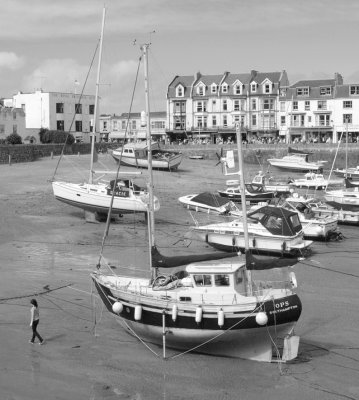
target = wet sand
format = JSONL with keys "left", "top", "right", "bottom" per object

{"left": 1, "top": 153, "right": 359, "bottom": 400}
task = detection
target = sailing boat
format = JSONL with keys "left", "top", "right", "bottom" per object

{"left": 324, "top": 121, "right": 359, "bottom": 211}
{"left": 51, "top": 8, "right": 159, "bottom": 219}
{"left": 91, "top": 47, "right": 302, "bottom": 362}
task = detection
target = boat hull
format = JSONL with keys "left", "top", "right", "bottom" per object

{"left": 52, "top": 181, "right": 158, "bottom": 215}
{"left": 324, "top": 191, "right": 359, "bottom": 212}
{"left": 194, "top": 229, "right": 312, "bottom": 257}
{"left": 217, "top": 191, "right": 275, "bottom": 203}
{"left": 267, "top": 160, "right": 324, "bottom": 172}
{"left": 112, "top": 151, "right": 183, "bottom": 171}
{"left": 92, "top": 276, "right": 301, "bottom": 361}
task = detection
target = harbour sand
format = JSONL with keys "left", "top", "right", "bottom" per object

{"left": 0, "top": 154, "right": 358, "bottom": 400}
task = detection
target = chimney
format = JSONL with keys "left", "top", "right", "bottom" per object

{"left": 334, "top": 72, "right": 343, "bottom": 85}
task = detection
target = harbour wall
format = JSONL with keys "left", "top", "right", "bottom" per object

{"left": 0, "top": 143, "right": 358, "bottom": 169}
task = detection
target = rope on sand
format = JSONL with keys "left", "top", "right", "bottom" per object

{"left": 0, "top": 283, "right": 73, "bottom": 302}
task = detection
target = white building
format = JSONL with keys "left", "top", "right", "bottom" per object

{"left": 0, "top": 106, "right": 26, "bottom": 142}
{"left": 8, "top": 90, "right": 97, "bottom": 143}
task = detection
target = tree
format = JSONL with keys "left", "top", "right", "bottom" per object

{"left": 6, "top": 133, "right": 22, "bottom": 145}
{"left": 39, "top": 128, "right": 75, "bottom": 145}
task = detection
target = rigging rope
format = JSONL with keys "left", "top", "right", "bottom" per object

{"left": 51, "top": 39, "right": 100, "bottom": 181}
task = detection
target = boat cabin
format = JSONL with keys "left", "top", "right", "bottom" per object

{"left": 185, "top": 259, "right": 247, "bottom": 295}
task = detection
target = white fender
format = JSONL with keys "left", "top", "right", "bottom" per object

{"left": 112, "top": 302, "right": 123, "bottom": 314}
{"left": 195, "top": 306, "right": 202, "bottom": 324}
{"left": 134, "top": 305, "right": 142, "bottom": 321}
{"left": 255, "top": 311, "right": 268, "bottom": 326}
{"left": 218, "top": 309, "right": 224, "bottom": 327}
{"left": 172, "top": 304, "right": 178, "bottom": 322}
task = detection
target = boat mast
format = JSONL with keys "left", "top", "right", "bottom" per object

{"left": 142, "top": 44, "right": 155, "bottom": 272}
{"left": 89, "top": 6, "right": 106, "bottom": 184}
{"left": 235, "top": 123, "right": 252, "bottom": 295}
{"left": 345, "top": 118, "right": 348, "bottom": 178}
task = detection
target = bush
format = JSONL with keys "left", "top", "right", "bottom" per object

{"left": 39, "top": 129, "right": 75, "bottom": 145}
{"left": 6, "top": 133, "right": 22, "bottom": 145}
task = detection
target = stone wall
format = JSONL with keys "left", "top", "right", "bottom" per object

{"left": 1, "top": 142, "right": 358, "bottom": 169}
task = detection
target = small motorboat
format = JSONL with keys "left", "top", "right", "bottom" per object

{"left": 252, "top": 171, "right": 292, "bottom": 195}
{"left": 267, "top": 148, "right": 327, "bottom": 172}
{"left": 217, "top": 180, "right": 276, "bottom": 204}
{"left": 292, "top": 172, "right": 329, "bottom": 190}
{"left": 193, "top": 205, "right": 313, "bottom": 257}
{"left": 178, "top": 192, "right": 240, "bottom": 216}
{"left": 334, "top": 166, "right": 359, "bottom": 180}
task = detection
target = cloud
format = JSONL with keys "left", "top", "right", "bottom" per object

{"left": 0, "top": 52, "right": 24, "bottom": 70}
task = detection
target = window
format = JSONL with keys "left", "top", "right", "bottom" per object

{"left": 212, "top": 115, "right": 217, "bottom": 127}
{"left": 251, "top": 83, "right": 257, "bottom": 92}
{"left": 196, "top": 116, "right": 207, "bottom": 128}
{"left": 57, "top": 120, "right": 64, "bottom": 131}
{"left": 197, "top": 85, "right": 205, "bottom": 96}
{"left": 343, "top": 114, "right": 352, "bottom": 124}
{"left": 56, "top": 103, "right": 64, "bottom": 113}
{"left": 214, "top": 274, "right": 230, "bottom": 286}
{"left": 103, "top": 121, "right": 108, "bottom": 130}
{"left": 223, "top": 115, "right": 228, "bottom": 127}
{"left": 113, "top": 120, "right": 118, "bottom": 130}
{"left": 131, "top": 120, "right": 136, "bottom": 129}
{"left": 212, "top": 100, "right": 216, "bottom": 106}
{"left": 121, "top": 120, "right": 126, "bottom": 129}
{"left": 13, "top": 112, "right": 16, "bottom": 120}
{"left": 75, "top": 104, "right": 82, "bottom": 114}
{"left": 292, "top": 101, "right": 298, "bottom": 110}
{"left": 305, "top": 101, "right": 310, "bottom": 110}
{"left": 223, "top": 100, "right": 228, "bottom": 111}
{"left": 297, "top": 87, "right": 309, "bottom": 96}
{"left": 211, "top": 84, "right": 217, "bottom": 94}
{"left": 75, "top": 121, "right": 82, "bottom": 132}
{"left": 280, "top": 102, "right": 285, "bottom": 112}
{"left": 89, "top": 104, "right": 95, "bottom": 115}
{"left": 222, "top": 84, "right": 228, "bottom": 93}
{"left": 252, "top": 114, "right": 257, "bottom": 126}
{"left": 174, "top": 101, "right": 185, "bottom": 113}
{"left": 151, "top": 121, "right": 165, "bottom": 129}
{"left": 264, "top": 83, "right": 271, "bottom": 94}
{"left": 174, "top": 116, "right": 185, "bottom": 130}
{"left": 196, "top": 101, "right": 207, "bottom": 112}
{"left": 234, "top": 84, "right": 241, "bottom": 94}
{"left": 343, "top": 101, "right": 352, "bottom": 108}
{"left": 308, "top": 116, "right": 312, "bottom": 123}
{"left": 13, "top": 125, "right": 17, "bottom": 134}
{"left": 251, "top": 99, "right": 256, "bottom": 111}
{"left": 234, "top": 100, "right": 240, "bottom": 111}
{"left": 318, "top": 114, "right": 330, "bottom": 126}
{"left": 263, "top": 99, "right": 274, "bottom": 110}
{"left": 21, "top": 103, "right": 26, "bottom": 112}
{"left": 320, "top": 87, "right": 332, "bottom": 96}
{"left": 317, "top": 101, "right": 327, "bottom": 110}
{"left": 281, "top": 116, "right": 286, "bottom": 125}
{"left": 193, "top": 275, "right": 212, "bottom": 286}
{"left": 176, "top": 85, "right": 184, "bottom": 97}
{"left": 350, "top": 85, "right": 359, "bottom": 95}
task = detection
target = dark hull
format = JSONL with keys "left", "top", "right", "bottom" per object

{"left": 92, "top": 277, "right": 302, "bottom": 332}
{"left": 324, "top": 200, "right": 359, "bottom": 212}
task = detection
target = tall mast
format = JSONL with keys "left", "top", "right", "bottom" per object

{"left": 345, "top": 118, "right": 348, "bottom": 178}
{"left": 142, "top": 44, "right": 155, "bottom": 272}
{"left": 89, "top": 6, "right": 106, "bottom": 184}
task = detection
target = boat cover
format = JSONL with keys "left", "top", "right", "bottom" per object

{"left": 190, "top": 192, "right": 233, "bottom": 207}
{"left": 247, "top": 205, "right": 302, "bottom": 236}
{"left": 246, "top": 252, "right": 298, "bottom": 270}
{"left": 151, "top": 246, "right": 239, "bottom": 269}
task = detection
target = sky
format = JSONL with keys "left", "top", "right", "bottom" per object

{"left": 1, "top": 0, "right": 359, "bottom": 115}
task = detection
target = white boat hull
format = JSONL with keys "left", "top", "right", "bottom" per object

{"left": 268, "top": 160, "right": 325, "bottom": 172}
{"left": 52, "top": 181, "right": 159, "bottom": 214}
{"left": 194, "top": 228, "right": 312, "bottom": 256}
{"left": 112, "top": 151, "right": 183, "bottom": 170}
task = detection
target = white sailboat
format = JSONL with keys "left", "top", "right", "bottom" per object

{"left": 51, "top": 8, "right": 159, "bottom": 219}
{"left": 91, "top": 48, "right": 302, "bottom": 362}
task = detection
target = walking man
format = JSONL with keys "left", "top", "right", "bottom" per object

{"left": 29, "top": 299, "right": 44, "bottom": 345}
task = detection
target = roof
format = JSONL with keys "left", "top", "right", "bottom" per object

{"left": 186, "top": 258, "right": 245, "bottom": 274}
{"left": 291, "top": 79, "right": 336, "bottom": 88}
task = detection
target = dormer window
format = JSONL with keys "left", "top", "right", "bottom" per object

{"left": 222, "top": 84, "right": 228, "bottom": 93}
{"left": 350, "top": 85, "right": 359, "bottom": 95}
{"left": 320, "top": 87, "right": 332, "bottom": 96}
{"left": 251, "top": 83, "right": 257, "bottom": 93}
{"left": 297, "top": 87, "right": 309, "bottom": 96}
{"left": 211, "top": 84, "right": 218, "bottom": 94}
{"left": 264, "top": 83, "right": 271, "bottom": 94}
{"left": 234, "top": 84, "right": 242, "bottom": 95}
{"left": 176, "top": 85, "right": 184, "bottom": 97}
{"left": 197, "top": 84, "right": 206, "bottom": 96}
